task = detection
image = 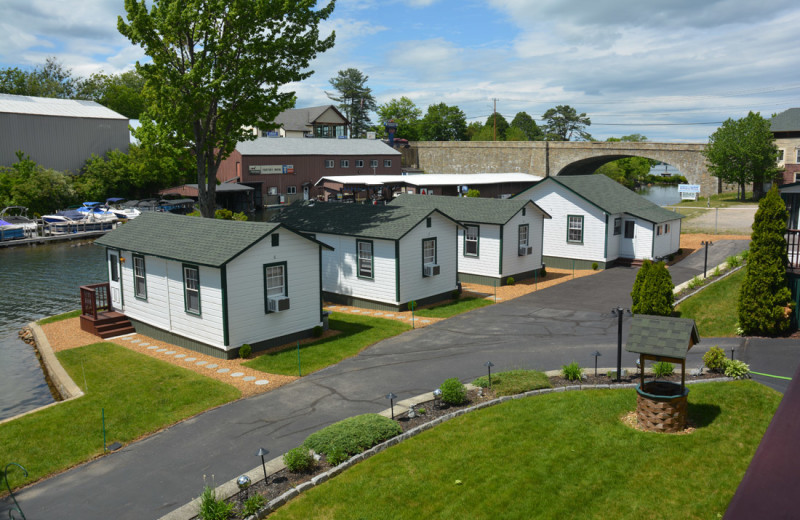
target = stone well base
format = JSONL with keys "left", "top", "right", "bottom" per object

{"left": 636, "top": 382, "right": 689, "bottom": 433}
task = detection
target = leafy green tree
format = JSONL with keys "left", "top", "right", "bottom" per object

{"left": 0, "top": 57, "right": 78, "bottom": 98}
{"left": 737, "top": 186, "right": 792, "bottom": 335}
{"left": 327, "top": 68, "right": 376, "bottom": 138}
{"left": 469, "top": 125, "right": 495, "bottom": 141}
{"left": 595, "top": 135, "right": 654, "bottom": 187}
{"left": 420, "top": 103, "right": 467, "bottom": 141}
{"left": 484, "top": 112, "right": 509, "bottom": 140}
{"left": 510, "top": 111, "right": 542, "bottom": 141}
{"left": 77, "top": 70, "right": 146, "bottom": 119}
{"left": 631, "top": 260, "right": 673, "bottom": 316}
{"left": 542, "top": 105, "right": 592, "bottom": 141}
{"left": 374, "top": 96, "right": 422, "bottom": 141}
{"left": 504, "top": 126, "right": 528, "bottom": 141}
{"left": 465, "top": 121, "right": 483, "bottom": 141}
{"left": 466, "top": 189, "right": 480, "bottom": 198}
{"left": 0, "top": 153, "right": 75, "bottom": 215}
{"left": 703, "top": 111, "right": 779, "bottom": 201}
{"left": 118, "top": 0, "right": 335, "bottom": 217}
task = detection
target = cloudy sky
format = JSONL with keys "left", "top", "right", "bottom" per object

{"left": 2, "top": 0, "right": 799, "bottom": 142}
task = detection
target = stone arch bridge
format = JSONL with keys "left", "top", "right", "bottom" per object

{"left": 402, "top": 141, "right": 718, "bottom": 194}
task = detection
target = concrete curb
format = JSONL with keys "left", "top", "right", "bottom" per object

{"left": 163, "top": 376, "right": 732, "bottom": 520}
{"left": 0, "top": 322, "right": 85, "bottom": 427}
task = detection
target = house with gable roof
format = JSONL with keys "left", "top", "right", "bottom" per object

{"left": 272, "top": 202, "right": 462, "bottom": 311}
{"left": 94, "top": 212, "right": 331, "bottom": 359}
{"left": 515, "top": 175, "right": 683, "bottom": 269}
{"left": 389, "top": 194, "right": 550, "bottom": 286}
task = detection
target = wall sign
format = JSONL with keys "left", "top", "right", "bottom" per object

{"left": 249, "top": 165, "right": 295, "bottom": 175}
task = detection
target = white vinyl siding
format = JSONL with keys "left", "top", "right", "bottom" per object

{"left": 652, "top": 218, "right": 682, "bottom": 259}
{"left": 458, "top": 224, "right": 500, "bottom": 277}
{"left": 318, "top": 234, "right": 397, "bottom": 304}
{"left": 501, "top": 205, "right": 545, "bottom": 278}
{"left": 399, "top": 212, "right": 457, "bottom": 303}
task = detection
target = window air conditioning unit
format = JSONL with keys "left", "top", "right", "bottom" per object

{"left": 268, "top": 296, "right": 291, "bottom": 312}
{"left": 527, "top": 246, "right": 533, "bottom": 255}
{"left": 423, "top": 263, "right": 440, "bottom": 277}
{"left": 519, "top": 246, "right": 534, "bottom": 256}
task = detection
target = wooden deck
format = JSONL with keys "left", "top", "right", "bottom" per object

{"left": 79, "top": 283, "right": 135, "bottom": 338}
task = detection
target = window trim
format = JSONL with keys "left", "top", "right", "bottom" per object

{"left": 613, "top": 217, "right": 621, "bottom": 236}
{"left": 286, "top": 186, "right": 297, "bottom": 194}
{"left": 133, "top": 254, "right": 147, "bottom": 300}
{"left": 777, "top": 149, "right": 785, "bottom": 162}
{"left": 464, "top": 224, "right": 480, "bottom": 257}
{"left": 356, "top": 239, "right": 374, "bottom": 279}
{"left": 110, "top": 253, "right": 119, "bottom": 282}
{"left": 340, "top": 159, "right": 349, "bottom": 168}
{"left": 324, "top": 159, "right": 334, "bottom": 168}
{"left": 518, "top": 223, "right": 530, "bottom": 249}
{"left": 566, "top": 215, "right": 584, "bottom": 244}
{"left": 664, "top": 223, "right": 670, "bottom": 234}
{"left": 657, "top": 225, "right": 663, "bottom": 236}
{"left": 263, "top": 261, "right": 288, "bottom": 314}
{"left": 182, "top": 264, "right": 201, "bottom": 315}
{"left": 383, "top": 159, "right": 392, "bottom": 168}
{"left": 356, "top": 159, "right": 364, "bottom": 168}
{"left": 624, "top": 220, "right": 635, "bottom": 239}
{"left": 271, "top": 233, "right": 279, "bottom": 247}
{"left": 370, "top": 159, "right": 378, "bottom": 168}
{"left": 422, "top": 237, "right": 437, "bottom": 276}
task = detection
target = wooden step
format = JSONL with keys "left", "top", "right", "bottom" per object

{"left": 98, "top": 325, "right": 136, "bottom": 339}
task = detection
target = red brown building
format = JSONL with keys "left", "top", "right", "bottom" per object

{"left": 216, "top": 138, "right": 402, "bottom": 206}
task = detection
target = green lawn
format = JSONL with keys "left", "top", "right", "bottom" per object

{"left": 414, "top": 297, "right": 493, "bottom": 318}
{"left": 0, "top": 343, "right": 239, "bottom": 491}
{"left": 243, "top": 312, "right": 410, "bottom": 376}
{"left": 271, "top": 381, "right": 779, "bottom": 520}
{"left": 675, "top": 267, "right": 746, "bottom": 337}
{"left": 670, "top": 190, "right": 757, "bottom": 208}
{"left": 37, "top": 309, "right": 81, "bottom": 325}
{"left": 472, "top": 369, "right": 552, "bottom": 396}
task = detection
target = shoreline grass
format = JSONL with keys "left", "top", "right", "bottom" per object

{"left": 270, "top": 381, "right": 779, "bottom": 519}
{"left": 675, "top": 267, "right": 746, "bottom": 336}
{"left": 0, "top": 342, "right": 239, "bottom": 492}
{"left": 36, "top": 309, "right": 81, "bottom": 325}
{"left": 243, "top": 312, "right": 410, "bottom": 376}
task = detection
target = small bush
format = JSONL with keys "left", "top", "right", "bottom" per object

{"left": 540, "top": 266, "right": 547, "bottom": 278}
{"left": 591, "top": 262, "right": 599, "bottom": 271}
{"left": 238, "top": 344, "right": 251, "bottom": 359}
{"left": 506, "top": 276, "right": 515, "bottom": 285}
{"left": 561, "top": 361, "right": 583, "bottom": 382}
{"left": 312, "top": 325, "right": 323, "bottom": 338}
{"left": 304, "top": 414, "right": 402, "bottom": 458}
{"left": 740, "top": 249, "right": 749, "bottom": 263}
{"left": 688, "top": 276, "right": 703, "bottom": 289}
{"left": 726, "top": 255, "right": 741, "bottom": 268}
{"left": 677, "top": 248, "right": 683, "bottom": 255}
{"left": 712, "top": 266, "right": 722, "bottom": 278}
{"left": 723, "top": 359, "right": 751, "bottom": 380}
{"left": 416, "top": 407, "right": 426, "bottom": 415}
{"left": 652, "top": 361, "right": 674, "bottom": 378}
{"left": 240, "top": 495, "right": 266, "bottom": 518}
{"left": 451, "top": 289, "right": 461, "bottom": 300}
{"left": 198, "top": 486, "right": 234, "bottom": 520}
{"left": 703, "top": 346, "right": 727, "bottom": 372}
{"left": 440, "top": 377, "right": 467, "bottom": 405}
{"left": 284, "top": 446, "right": 315, "bottom": 473}
{"left": 408, "top": 300, "right": 417, "bottom": 311}
{"left": 326, "top": 447, "right": 349, "bottom": 466}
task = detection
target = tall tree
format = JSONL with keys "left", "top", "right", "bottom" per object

{"left": 0, "top": 57, "right": 78, "bottom": 98}
{"left": 420, "top": 103, "right": 467, "bottom": 141}
{"left": 595, "top": 134, "right": 653, "bottom": 187}
{"left": 327, "top": 68, "right": 376, "bottom": 138}
{"left": 374, "top": 96, "right": 422, "bottom": 141}
{"left": 465, "top": 121, "right": 483, "bottom": 140}
{"left": 77, "top": 70, "right": 147, "bottom": 119}
{"left": 510, "top": 111, "right": 542, "bottom": 141}
{"left": 542, "top": 105, "right": 592, "bottom": 141}
{"left": 737, "top": 186, "right": 792, "bottom": 336}
{"left": 485, "top": 112, "right": 509, "bottom": 140}
{"left": 118, "top": 0, "right": 335, "bottom": 217}
{"left": 703, "top": 111, "right": 779, "bottom": 200}
{"left": 504, "top": 126, "right": 528, "bottom": 141}
{"left": 0, "top": 152, "right": 75, "bottom": 215}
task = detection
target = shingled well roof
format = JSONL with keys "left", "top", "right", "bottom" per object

{"left": 389, "top": 194, "right": 550, "bottom": 225}
{"left": 625, "top": 315, "right": 700, "bottom": 361}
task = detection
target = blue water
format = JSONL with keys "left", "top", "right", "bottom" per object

{"left": 0, "top": 240, "right": 106, "bottom": 421}
{"left": 637, "top": 185, "right": 681, "bottom": 206}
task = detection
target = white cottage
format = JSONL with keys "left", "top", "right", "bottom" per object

{"left": 389, "top": 194, "right": 551, "bottom": 286}
{"left": 516, "top": 175, "right": 684, "bottom": 269}
{"left": 272, "top": 202, "right": 462, "bottom": 310}
{"left": 93, "top": 212, "right": 331, "bottom": 359}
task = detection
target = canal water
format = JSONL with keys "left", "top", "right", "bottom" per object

{"left": 637, "top": 185, "right": 681, "bottom": 206}
{"left": 0, "top": 241, "right": 106, "bottom": 422}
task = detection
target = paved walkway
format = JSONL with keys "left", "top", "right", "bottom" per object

{"left": 3, "top": 243, "right": 793, "bottom": 520}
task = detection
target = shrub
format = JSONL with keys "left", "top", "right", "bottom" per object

{"left": 561, "top": 361, "right": 583, "bottom": 382}
{"left": 723, "top": 359, "right": 751, "bottom": 380}
{"left": 198, "top": 486, "right": 234, "bottom": 520}
{"left": 688, "top": 276, "right": 703, "bottom": 290}
{"left": 652, "top": 361, "right": 674, "bottom": 378}
{"left": 631, "top": 260, "right": 651, "bottom": 311}
{"left": 283, "top": 446, "right": 315, "bottom": 473}
{"left": 591, "top": 262, "right": 599, "bottom": 271}
{"left": 416, "top": 407, "right": 426, "bottom": 415}
{"left": 312, "top": 325, "right": 323, "bottom": 338}
{"left": 451, "top": 289, "right": 461, "bottom": 300}
{"left": 231, "top": 211, "right": 248, "bottom": 222}
{"left": 506, "top": 276, "right": 515, "bottom": 286}
{"left": 677, "top": 248, "right": 683, "bottom": 255}
{"left": 703, "top": 346, "right": 727, "bottom": 372}
{"left": 668, "top": 254, "right": 675, "bottom": 262}
{"left": 632, "top": 261, "right": 674, "bottom": 316}
{"left": 408, "top": 300, "right": 417, "bottom": 311}
{"left": 440, "top": 377, "right": 467, "bottom": 405}
{"left": 240, "top": 495, "right": 266, "bottom": 518}
{"left": 326, "top": 446, "right": 349, "bottom": 466}
{"left": 738, "top": 186, "right": 792, "bottom": 336}
{"left": 238, "top": 344, "right": 251, "bottom": 359}
{"left": 304, "top": 414, "right": 402, "bottom": 458}
{"left": 540, "top": 266, "right": 547, "bottom": 278}
{"left": 712, "top": 266, "right": 722, "bottom": 278}
{"left": 740, "top": 249, "right": 750, "bottom": 263}
{"left": 726, "top": 255, "right": 741, "bottom": 268}
{"left": 466, "top": 189, "right": 480, "bottom": 198}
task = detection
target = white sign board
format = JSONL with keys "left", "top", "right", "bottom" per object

{"left": 249, "top": 165, "right": 294, "bottom": 175}
{"left": 678, "top": 184, "right": 701, "bottom": 193}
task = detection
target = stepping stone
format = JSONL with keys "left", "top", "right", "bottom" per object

{"left": 360, "top": 311, "right": 372, "bottom": 315}
{"left": 243, "top": 376, "right": 256, "bottom": 382}
{"left": 175, "top": 354, "right": 186, "bottom": 358}
{"left": 185, "top": 357, "right": 196, "bottom": 362}
{"left": 156, "top": 348, "right": 167, "bottom": 352}
{"left": 147, "top": 346, "right": 159, "bottom": 350}
{"left": 255, "top": 380, "right": 269, "bottom": 386}
{"left": 231, "top": 372, "right": 244, "bottom": 378}
{"left": 139, "top": 343, "right": 150, "bottom": 347}
{"left": 195, "top": 360, "right": 207, "bottom": 366}
{"left": 374, "top": 312, "right": 384, "bottom": 316}
{"left": 165, "top": 351, "right": 176, "bottom": 355}
{"left": 350, "top": 309, "right": 361, "bottom": 313}
{"left": 130, "top": 339, "right": 141, "bottom": 344}
{"left": 119, "top": 337, "right": 131, "bottom": 341}
{"left": 206, "top": 363, "right": 218, "bottom": 369}
{"left": 217, "top": 368, "right": 230, "bottom": 373}
{"left": 384, "top": 314, "right": 394, "bottom": 317}
{"left": 396, "top": 316, "right": 406, "bottom": 320}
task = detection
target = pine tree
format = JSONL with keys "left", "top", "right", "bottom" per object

{"left": 631, "top": 260, "right": 651, "bottom": 312}
{"left": 737, "top": 185, "right": 792, "bottom": 335}
{"left": 633, "top": 261, "right": 674, "bottom": 316}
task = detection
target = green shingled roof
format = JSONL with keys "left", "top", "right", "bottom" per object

{"left": 271, "top": 201, "right": 459, "bottom": 240}
{"left": 539, "top": 175, "right": 684, "bottom": 224}
{"left": 625, "top": 315, "right": 700, "bottom": 360}
{"left": 388, "top": 194, "right": 551, "bottom": 224}
{"left": 95, "top": 212, "right": 289, "bottom": 267}
{"left": 770, "top": 108, "right": 800, "bottom": 132}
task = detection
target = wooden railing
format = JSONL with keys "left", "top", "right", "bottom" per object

{"left": 80, "top": 282, "right": 111, "bottom": 319}
{"left": 787, "top": 230, "right": 800, "bottom": 270}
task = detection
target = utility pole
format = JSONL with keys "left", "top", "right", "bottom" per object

{"left": 492, "top": 98, "right": 498, "bottom": 141}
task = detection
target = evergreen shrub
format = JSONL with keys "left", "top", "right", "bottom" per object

{"left": 283, "top": 446, "right": 315, "bottom": 473}
{"left": 632, "top": 261, "right": 674, "bottom": 316}
{"left": 303, "top": 414, "right": 402, "bottom": 458}
{"left": 440, "top": 377, "right": 467, "bottom": 405}
{"left": 238, "top": 344, "right": 251, "bottom": 359}
{"left": 703, "top": 346, "right": 727, "bottom": 372}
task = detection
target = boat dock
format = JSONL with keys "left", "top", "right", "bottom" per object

{"left": 0, "top": 229, "right": 110, "bottom": 249}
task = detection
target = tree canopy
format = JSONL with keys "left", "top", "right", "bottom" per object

{"left": 484, "top": 112, "right": 509, "bottom": 140}
{"left": 703, "top": 111, "right": 779, "bottom": 200}
{"left": 542, "top": 105, "right": 592, "bottom": 141}
{"left": 420, "top": 103, "right": 467, "bottom": 141}
{"left": 118, "top": 0, "right": 335, "bottom": 217}
{"left": 327, "top": 68, "right": 376, "bottom": 138}
{"left": 510, "top": 111, "right": 543, "bottom": 141}
{"left": 374, "top": 96, "right": 422, "bottom": 141}
{"left": 76, "top": 70, "right": 147, "bottom": 119}
{"left": 595, "top": 134, "right": 654, "bottom": 187}
{"left": 0, "top": 57, "right": 78, "bottom": 99}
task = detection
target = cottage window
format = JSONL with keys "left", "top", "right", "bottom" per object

{"left": 464, "top": 225, "right": 479, "bottom": 256}
{"left": 384, "top": 159, "right": 392, "bottom": 168}
{"left": 287, "top": 186, "right": 297, "bottom": 194}
{"left": 272, "top": 234, "right": 279, "bottom": 247}
{"left": 356, "top": 160, "right": 364, "bottom": 168}
{"left": 624, "top": 221, "right": 635, "bottom": 239}
{"left": 357, "top": 240, "right": 373, "bottom": 278}
{"left": 325, "top": 160, "right": 334, "bottom": 168}
{"left": 370, "top": 159, "right": 378, "bottom": 168}
{"left": 263, "top": 263, "right": 287, "bottom": 315}
{"left": 657, "top": 225, "right": 662, "bottom": 236}
{"left": 341, "top": 159, "right": 349, "bottom": 168}
{"left": 519, "top": 224, "right": 529, "bottom": 248}
{"left": 110, "top": 254, "right": 119, "bottom": 282}
{"left": 183, "top": 265, "right": 200, "bottom": 315}
{"left": 665, "top": 223, "right": 670, "bottom": 234}
{"left": 423, "top": 238, "right": 437, "bottom": 268}
{"left": 133, "top": 255, "right": 147, "bottom": 299}
{"left": 567, "top": 215, "right": 584, "bottom": 244}
{"left": 614, "top": 218, "right": 621, "bottom": 236}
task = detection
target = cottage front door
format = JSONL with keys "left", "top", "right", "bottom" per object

{"left": 303, "top": 186, "right": 310, "bottom": 201}
{"left": 108, "top": 250, "right": 123, "bottom": 310}
{"left": 620, "top": 220, "right": 636, "bottom": 258}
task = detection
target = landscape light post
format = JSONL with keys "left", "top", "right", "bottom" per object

{"left": 385, "top": 392, "right": 398, "bottom": 420}
{"left": 256, "top": 448, "right": 269, "bottom": 485}
{"left": 591, "top": 351, "right": 602, "bottom": 377}
{"left": 701, "top": 240, "right": 713, "bottom": 278}
{"left": 484, "top": 361, "right": 495, "bottom": 389}
{"left": 610, "top": 307, "right": 633, "bottom": 382}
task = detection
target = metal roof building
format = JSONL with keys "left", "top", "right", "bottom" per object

{"left": 0, "top": 93, "right": 129, "bottom": 172}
